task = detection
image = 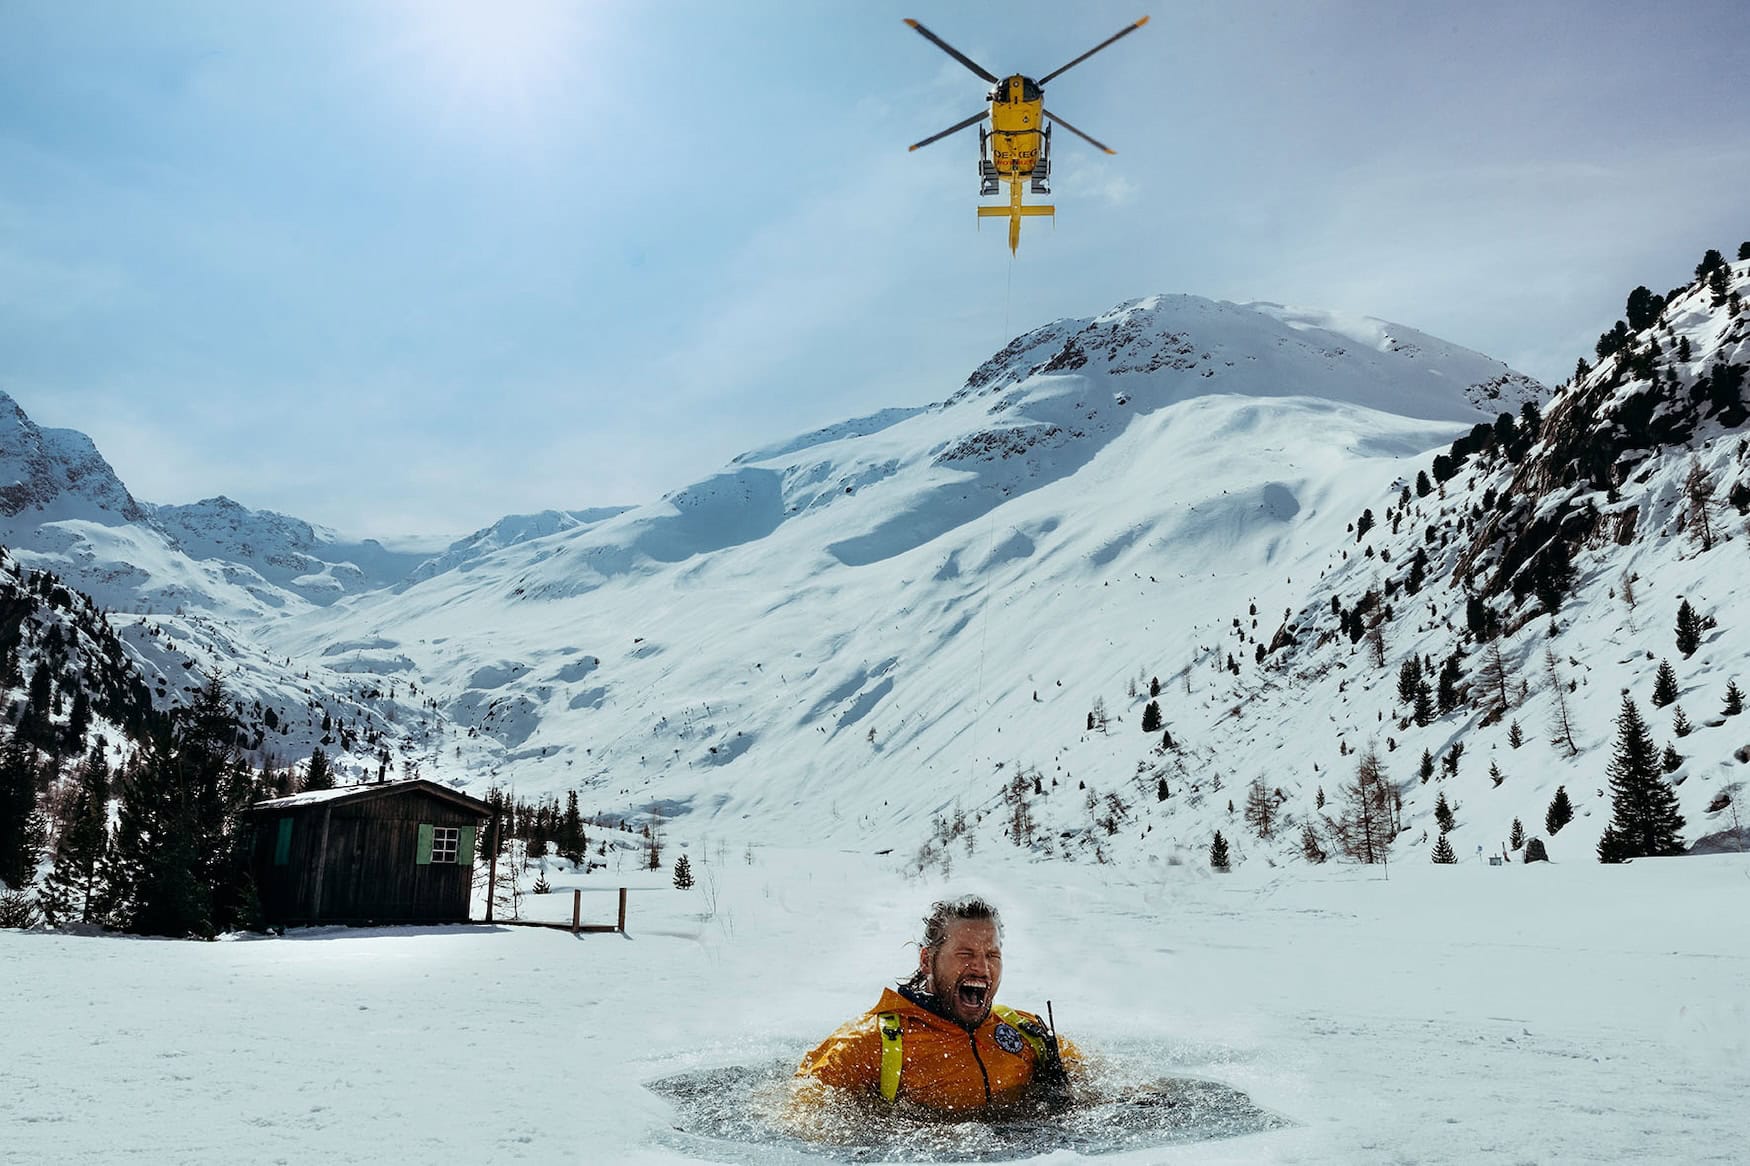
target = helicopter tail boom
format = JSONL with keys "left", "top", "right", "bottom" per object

{"left": 977, "top": 186, "right": 1053, "bottom": 255}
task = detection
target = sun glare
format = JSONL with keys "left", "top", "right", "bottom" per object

{"left": 383, "top": 0, "right": 594, "bottom": 144}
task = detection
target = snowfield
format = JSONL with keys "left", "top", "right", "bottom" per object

{"left": 5, "top": 846, "right": 1746, "bottom": 1165}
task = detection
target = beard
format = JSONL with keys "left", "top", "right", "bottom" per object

{"left": 931, "top": 963, "right": 994, "bottom": 1027}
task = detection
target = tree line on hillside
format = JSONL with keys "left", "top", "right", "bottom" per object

{"left": 1, "top": 675, "right": 266, "bottom": 935}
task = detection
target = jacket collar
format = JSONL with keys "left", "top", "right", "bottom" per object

{"left": 885, "top": 982, "right": 984, "bottom": 1032}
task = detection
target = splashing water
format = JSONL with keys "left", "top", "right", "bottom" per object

{"left": 646, "top": 1051, "right": 1289, "bottom": 1162}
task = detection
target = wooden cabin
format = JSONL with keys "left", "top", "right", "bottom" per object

{"left": 249, "top": 779, "right": 492, "bottom": 926}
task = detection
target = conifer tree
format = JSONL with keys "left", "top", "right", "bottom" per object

{"left": 1508, "top": 720, "right": 1524, "bottom": 749}
{"left": 1671, "top": 706, "right": 1692, "bottom": 738}
{"left": 1509, "top": 818, "right": 1525, "bottom": 850}
{"left": 1651, "top": 659, "right": 1679, "bottom": 707}
{"left": 1675, "top": 601, "right": 1702, "bottom": 658}
{"left": 1724, "top": 679, "right": 1744, "bottom": 717}
{"left": 1149, "top": 676, "right": 1161, "bottom": 698}
{"left": 1418, "top": 748, "right": 1435, "bottom": 784}
{"left": 1156, "top": 776, "right": 1169, "bottom": 802}
{"left": 107, "top": 676, "right": 257, "bottom": 937}
{"left": 1660, "top": 743, "right": 1682, "bottom": 773}
{"left": 672, "top": 853, "right": 694, "bottom": 890}
{"left": 1478, "top": 641, "right": 1514, "bottom": 721}
{"left": 1209, "top": 830, "right": 1230, "bottom": 871}
{"left": 1141, "top": 700, "right": 1162, "bottom": 734}
{"left": 1544, "top": 649, "right": 1580, "bottom": 757}
{"left": 559, "top": 790, "right": 586, "bottom": 859}
{"left": 39, "top": 749, "right": 112, "bottom": 925}
{"left": 1397, "top": 657, "right": 1423, "bottom": 706}
{"left": 1437, "top": 653, "right": 1463, "bottom": 713}
{"left": 1413, "top": 681, "right": 1435, "bottom": 727}
{"left": 0, "top": 736, "right": 41, "bottom": 889}
{"left": 1334, "top": 749, "right": 1392, "bottom": 863}
{"left": 1299, "top": 822, "right": 1327, "bottom": 863}
{"left": 1431, "top": 832, "right": 1456, "bottom": 863}
{"left": 1434, "top": 790, "right": 1456, "bottom": 833}
{"left": 1545, "top": 785, "right": 1573, "bottom": 835}
{"left": 302, "top": 745, "right": 334, "bottom": 792}
{"left": 1597, "top": 696, "right": 1685, "bottom": 862}
{"left": 1243, "top": 777, "right": 1275, "bottom": 839}
{"left": 1315, "top": 785, "right": 1325, "bottom": 810}
{"left": 1489, "top": 761, "right": 1505, "bottom": 787}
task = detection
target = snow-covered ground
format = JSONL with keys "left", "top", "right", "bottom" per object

{"left": 5, "top": 844, "right": 1746, "bottom": 1164}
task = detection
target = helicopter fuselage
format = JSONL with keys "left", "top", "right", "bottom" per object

{"left": 986, "top": 75, "right": 1046, "bottom": 178}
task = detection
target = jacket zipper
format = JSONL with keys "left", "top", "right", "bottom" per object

{"left": 967, "top": 1030, "right": 993, "bottom": 1104}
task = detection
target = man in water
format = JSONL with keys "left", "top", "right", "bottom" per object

{"left": 796, "top": 894, "right": 1077, "bottom": 1114}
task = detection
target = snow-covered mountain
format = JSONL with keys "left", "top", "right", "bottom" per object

{"left": 247, "top": 293, "right": 1562, "bottom": 841}
{"left": 0, "top": 391, "right": 425, "bottom": 618}
{"left": 11, "top": 260, "right": 1750, "bottom": 870}
{"left": 0, "top": 391, "right": 149, "bottom": 524}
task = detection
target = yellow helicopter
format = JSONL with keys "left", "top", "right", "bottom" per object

{"left": 905, "top": 15, "right": 1148, "bottom": 254}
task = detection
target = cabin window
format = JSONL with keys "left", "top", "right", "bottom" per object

{"left": 431, "top": 826, "right": 460, "bottom": 863}
{"left": 416, "top": 823, "right": 477, "bottom": 865}
{"left": 273, "top": 818, "right": 293, "bottom": 865}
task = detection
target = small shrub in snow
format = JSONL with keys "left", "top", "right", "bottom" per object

{"left": 0, "top": 889, "right": 41, "bottom": 929}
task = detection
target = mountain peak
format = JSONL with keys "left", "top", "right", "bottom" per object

{"left": 0, "top": 389, "right": 146, "bottom": 522}
{"left": 954, "top": 294, "right": 1544, "bottom": 422}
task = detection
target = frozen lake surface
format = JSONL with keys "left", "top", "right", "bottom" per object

{"left": 2, "top": 846, "right": 1746, "bottom": 1164}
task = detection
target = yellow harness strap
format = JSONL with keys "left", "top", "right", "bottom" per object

{"left": 878, "top": 1012, "right": 905, "bottom": 1102}
{"left": 876, "top": 1005, "right": 1047, "bottom": 1103}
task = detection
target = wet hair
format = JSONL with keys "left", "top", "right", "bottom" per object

{"left": 903, "top": 895, "right": 1003, "bottom": 991}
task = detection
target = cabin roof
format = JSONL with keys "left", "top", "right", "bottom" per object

{"left": 251, "top": 778, "right": 491, "bottom": 818}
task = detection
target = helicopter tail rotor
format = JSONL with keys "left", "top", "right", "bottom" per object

{"left": 1037, "top": 16, "right": 1149, "bottom": 87}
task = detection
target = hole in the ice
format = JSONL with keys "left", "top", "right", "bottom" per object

{"left": 646, "top": 1053, "right": 1290, "bottom": 1162}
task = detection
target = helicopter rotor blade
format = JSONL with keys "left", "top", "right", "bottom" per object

{"left": 908, "top": 109, "right": 990, "bottom": 152}
{"left": 1037, "top": 15, "right": 1149, "bottom": 86}
{"left": 904, "top": 19, "right": 999, "bottom": 84}
{"left": 1043, "top": 108, "right": 1116, "bottom": 154}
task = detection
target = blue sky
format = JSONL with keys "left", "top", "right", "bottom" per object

{"left": 3, "top": 0, "right": 1746, "bottom": 540}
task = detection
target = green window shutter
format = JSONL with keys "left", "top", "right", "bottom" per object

{"left": 457, "top": 825, "right": 477, "bottom": 866}
{"left": 274, "top": 818, "right": 293, "bottom": 865}
{"left": 416, "top": 823, "right": 434, "bottom": 865}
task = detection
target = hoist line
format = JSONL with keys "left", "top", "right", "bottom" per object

{"left": 964, "top": 251, "right": 1016, "bottom": 798}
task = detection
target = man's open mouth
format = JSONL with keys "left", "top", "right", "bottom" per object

{"left": 956, "top": 979, "right": 989, "bottom": 1011}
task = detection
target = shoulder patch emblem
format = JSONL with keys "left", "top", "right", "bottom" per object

{"left": 993, "top": 1021, "right": 1025, "bottom": 1054}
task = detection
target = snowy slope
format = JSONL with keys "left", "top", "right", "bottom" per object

{"left": 254, "top": 293, "right": 1552, "bottom": 846}
{"left": 5, "top": 845, "right": 1747, "bottom": 1164}
{"left": 149, "top": 495, "right": 427, "bottom": 606}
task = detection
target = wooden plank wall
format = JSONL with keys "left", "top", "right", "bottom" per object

{"left": 250, "top": 790, "right": 483, "bottom": 926}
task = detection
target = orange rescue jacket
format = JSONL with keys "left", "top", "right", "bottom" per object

{"left": 797, "top": 987, "right": 1078, "bottom": 1113}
